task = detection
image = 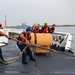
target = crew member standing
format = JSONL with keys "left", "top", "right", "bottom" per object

{"left": 41, "top": 22, "right": 50, "bottom": 33}
{"left": 0, "top": 24, "right": 9, "bottom": 63}
{"left": 33, "top": 24, "right": 41, "bottom": 33}
{"left": 50, "top": 24, "right": 56, "bottom": 34}
{"left": 17, "top": 26, "right": 36, "bottom": 64}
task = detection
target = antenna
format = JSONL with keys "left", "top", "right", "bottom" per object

{"left": 4, "top": 15, "right": 6, "bottom": 28}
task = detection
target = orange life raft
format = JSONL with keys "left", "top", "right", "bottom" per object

{"left": 30, "top": 33, "right": 52, "bottom": 53}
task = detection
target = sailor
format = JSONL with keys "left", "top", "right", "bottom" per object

{"left": 17, "top": 26, "right": 36, "bottom": 64}
{"left": 41, "top": 22, "right": 50, "bottom": 33}
{"left": 33, "top": 24, "right": 41, "bottom": 33}
{"left": 0, "top": 24, "right": 9, "bottom": 63}
{"left": 50, "top": 24, "right": 56, "bottom": 34}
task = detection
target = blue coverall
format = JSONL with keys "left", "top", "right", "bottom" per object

{"left": 0, "top": 48, "right": 4, "bottom": 61}
{"left": 17, "top": 43, "right": 33, "bottom": 63}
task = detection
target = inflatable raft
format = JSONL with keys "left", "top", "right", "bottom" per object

{"left": 30, "top": 33, "right": 52, "bottom": 54}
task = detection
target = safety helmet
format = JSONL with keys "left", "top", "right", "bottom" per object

{"left": 35, "top": 24, "right": 39, "bottom": 27}
{"left": 26, "top": 26, "right": 32, "bottom": 31}
{"left": 44, "top": 22, "right": 48, "bottom": 25}
{"left": 52, "top": 24, "right": 56, "bottom": 26}
{"left": 0, "top": 24, "right": 2, "bottom": 27}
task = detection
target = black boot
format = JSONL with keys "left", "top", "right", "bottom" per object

{"left": 30, "top": 58, "right": 36, "bottom": 62}
{"left": 22, "top": 61, "right": 28, "bottom": 64}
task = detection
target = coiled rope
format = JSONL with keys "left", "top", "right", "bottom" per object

{"left": 4, "top": 45, "right": 29, "bottom": 65}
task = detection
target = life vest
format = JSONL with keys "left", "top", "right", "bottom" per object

{"left": 43, "top": 27, "right": 49, "bottom": 33}
{"left": 33, "top": 29, "right": 40, "bottom": 33}
{"left": 17, "top": 32, "right": 31, "bottom": 42}
{"left": 50, "top": 27, "right": 55, "bottom": 33}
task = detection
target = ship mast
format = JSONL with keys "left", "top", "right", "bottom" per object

{"left": 4, "top": 15, "right": 6, "bottom": 28}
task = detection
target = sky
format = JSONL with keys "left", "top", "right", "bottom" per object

{"left": 0, "top": 0, "right": 75, "bottom": 26}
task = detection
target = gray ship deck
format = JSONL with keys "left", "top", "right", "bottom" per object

{"left": 0, "top": 40, "right": 75, "bottom": 75}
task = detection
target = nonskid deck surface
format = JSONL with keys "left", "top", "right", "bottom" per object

{"left": 0, "top": 40, "right": 75, "bottom": 75}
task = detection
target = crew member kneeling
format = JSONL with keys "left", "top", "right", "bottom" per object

{"left": 17, "top": 26, "right": 36, "bottom": 64}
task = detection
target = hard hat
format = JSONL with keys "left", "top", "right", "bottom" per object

{"left": 0, "top": 24, "right": 2, "bottom": 27}
{"left": 26, "top": 26, "right": 32, "bottom": 31}
{"left": 35, "top": 24, "right": 39, "bottom": 27}
{"left": 52, "top": 24, "right": 56, "bottom": 26}
{"left": 44, "top": 22, "right": 48, "bottom": 25}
